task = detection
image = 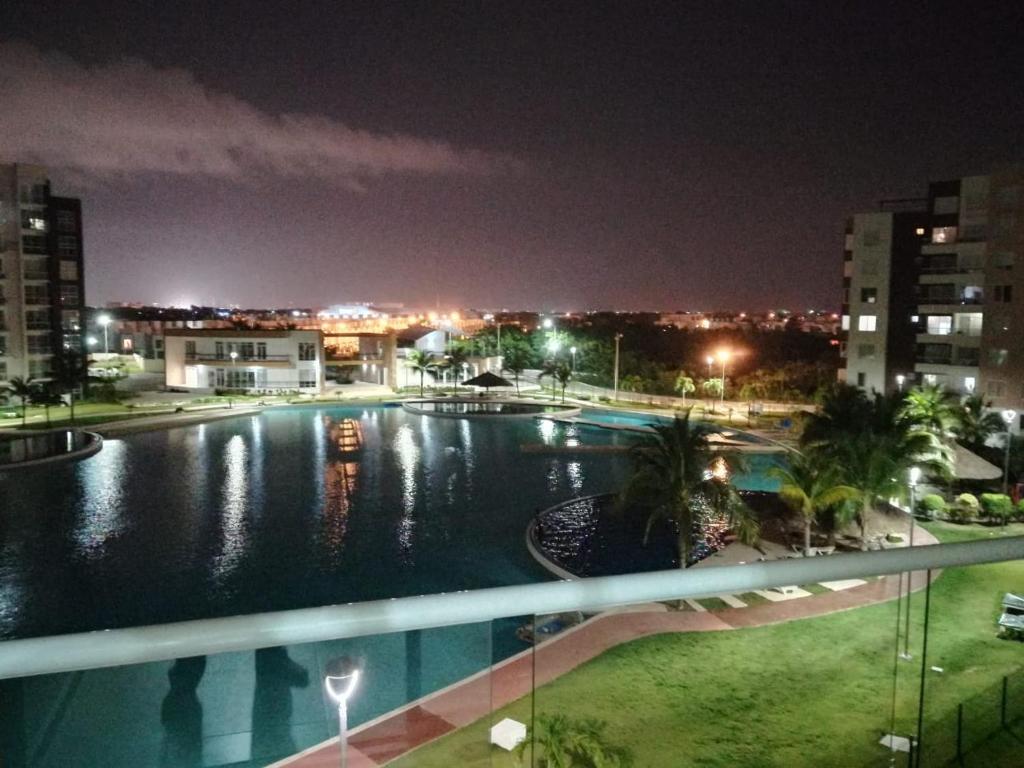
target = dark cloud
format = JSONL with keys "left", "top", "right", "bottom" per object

{"left": 0, "top": 42, "right": 509, "bottom": 186}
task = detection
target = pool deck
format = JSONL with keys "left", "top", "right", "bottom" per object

{"left": 274, "top": 525, "right": 938, "bottom": 767}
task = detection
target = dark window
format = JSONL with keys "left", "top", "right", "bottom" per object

{"left": 56, "top": 210, "right": 77, "bottom": 232}
{"left": 994, "top": 285, "right": 1013, "bottom": 303}
{"left": 298, "top": 341, "right": 316, "bottom": 361}
{"left": 21, "top": 235, "right": 48, "bottom": 255}
{"left": 57, "top": 236, "right": 78, "bottom": 257}
{"left": 860, "top": 287, "right": 877, "bottom": 304}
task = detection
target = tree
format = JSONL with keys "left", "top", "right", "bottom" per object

{"left": 502, "top": 343, "right": 531, "bottom": 396}
{"left": 4, "top": 376, "right": 35, "bottom": 428}
{"left": 902, "top": 384, "right": 962, "bottom": 438}
{"left": 405, "top": 349, "right": 437, "bottom": 397}
{"left": 30, "top": 384, "right": 62, "bottom": 428}
{"left": 956, "top": 394, "right": 1005, "bottom": 452}
{"left": 445, "top": 345, "right": 469, "bottom": 394}
{"left": 768, "top": 454, "right": 858, "bottom": 555}
{"left": 619, "top": 411, "right": 759, "bottom": 569}
{"left": 553, "top": 362, "right": 572, "bottom": 403}
{"left": 538, "top": 360, "right": 559, "bottom": 401}
{"left": 673, "top": 372, "right": 695, "bottom": 405}
{"left": 50, "top": 350, "right": 88, "bottom": 424}
{"left": 802, "top": 387, "right": 951, "bottom": 544}
{"left": 515, "top": 714, "right": 632, "bottom": 768}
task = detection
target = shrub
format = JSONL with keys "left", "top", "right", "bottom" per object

{"left": 917, "top": 493, "right": 947, "bottom": 519}
{"left": 947, "top": 493, "right": 980, "bottom": 523}
{"left": 980, "top": 493, "right": 1015, "bottom": 525}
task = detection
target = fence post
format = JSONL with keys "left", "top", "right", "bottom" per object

{"left": 956, "top": 703, "right": 964, "bottom": 762}
{"left": 1002, "top": 675, "right": 1008, "bottom": 728}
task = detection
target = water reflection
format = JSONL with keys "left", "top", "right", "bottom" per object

{"left": 213, "top": 435, "right": 249, "bottom": 579}
{"left": 321, "top": 417, "right": 363, "bottom": 553}
{"left": 160, "top": 657, "right": 206, "bottom": 767}
{"left": 74, "top": 439, "right": 128, "bottom": 560}
{"left": 537, "top": 418, "right": 556, "bottom": 445}
{"left": 567, "top": 460, "right": 584, "bottom": 494}
{"left": 394, "top": 424, "right": 419, "bottom": 559}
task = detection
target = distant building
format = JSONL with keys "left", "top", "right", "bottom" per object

{"left": 0, "top": 162, "right": 86, "bottom": 383}
{"left": 842, "top": 167, "right": 1024, "bottom": 420}
{"left": 164, "top": 329, "right": 325, "bottom": 394}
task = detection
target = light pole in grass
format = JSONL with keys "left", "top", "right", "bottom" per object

{"left": 901, "top": 465, "right": 921, "bottom": 660}
{"left": 229, "top": 350, "right": 238, "bottom": 408}
{"left": 1003, "top": 409, "right": 1018, "bottom": 494}
{"left": 97, "top": 314, "right": 111, "bottom": 354}
{"left": 613, "top": 332, "right": 623, "bottom": 403}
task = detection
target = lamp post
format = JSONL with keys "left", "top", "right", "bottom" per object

{"left": 901, "top": 466, "right": 921, "bottom": 659}
{"left": 97, "top": 314, "right": 111, "bottom": 354}
{"left": 613, "top": 333, "right": 623, "bottom": 403}
{"left": 229, "top": 350, "right": 238, "bottom": 408}
{"left": 718, "top": 349, "right": 731, "bottom": 409}
{"left": 324, "top": 656, "right": 362, "bottom": 768}
{"left": 570, "top": 346, "right": 577, "bottom": 373}
{"left": 1003, "top": 410, "right": 1018, "bottom": 494}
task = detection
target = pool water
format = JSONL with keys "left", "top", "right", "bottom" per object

{"left": 0, "top": 405, "right": 641, "bottom": 640}
{"left": 0, "top": 405, "right": 787, "bottom": 767}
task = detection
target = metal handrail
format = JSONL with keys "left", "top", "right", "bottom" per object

{"left": 0, "top": 536, "right": 1022, "bottom": 680}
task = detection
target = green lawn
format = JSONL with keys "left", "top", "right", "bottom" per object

{"left": 391, "top": 522, "right": 1024, "bottom": 767}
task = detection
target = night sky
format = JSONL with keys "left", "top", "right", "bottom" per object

{"left": 1, "top": 1, "right": 1021, "bottom": 311}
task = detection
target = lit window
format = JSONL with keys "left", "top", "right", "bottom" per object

{"left": 924, "top": 374, "right": 937, "bottom": 386}
{"left": 931, "top": 226, "right": 957, "bottom": 244}
{"left": 964, "top": 377, "right": 976, "bottom": 393}
{"left": 926, "top": 316, "right": 952, "bottom": 335}
{"left": 841, "top": 315, "right": 850, "bottom": 331}
{"left": 857, "top": 315, "right": 877, "bottom": 332}
{"left": 911, "top": 315, "right": 920, "bottom": 323}
{"left": 915, "top": 227, "right": 925, "bottom": 236}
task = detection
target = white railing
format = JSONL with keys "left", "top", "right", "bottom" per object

{"left": 1, "top": 536, "right": 1022, "bottom": 680}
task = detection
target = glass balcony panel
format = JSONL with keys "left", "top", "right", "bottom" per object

{"left": 0, "top": 621, "right": 495, "bottom": 768}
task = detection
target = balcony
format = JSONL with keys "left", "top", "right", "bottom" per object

{"left": 186, "top": 352, "right": 292, "bottom": 366}
{"left": 0, "top": 537, "right": 1022, "bottom": 767}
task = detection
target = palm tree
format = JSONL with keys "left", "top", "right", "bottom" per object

{"left": 553, "top": 362, "right": 572, "bottom": 403}
{"left": 50, "top": 350, "right": 88, "bottom": 424}
{"left": 405, "top": 349, "right": 437, "bottom": 397}
{"left": 538, "top": 360, "right": 558, "bottom": 401}
{"left": 768, "top": 454, "right": 858, "bottom": 555}
{"left": 445, "top": 345, "right": 469, "bottom": 394}
{"left": 674, "top": 371, "right": 695, "bottom": 405}
{"left": 30, "top": 385, "right": 62, "bottom": 428}
{"left": 515, "top": 714, "right": 631, "bottom": 768}
{"left": 619, "top": 411, "right": 759, "bottom": 569}
{"left": 803, "top": 388, "right": 951, "bottom": 544}
{"left": 502, "top": 344, "right": 531, "bottom": 396}
{"left": 956, "top": 394, "right": 1005, "bottom": 452}
{"left": 902, "top": 384, "right": 962, "bottom": 438}
{"left": 4, "top": 376, "right": 35, "bottom": 428}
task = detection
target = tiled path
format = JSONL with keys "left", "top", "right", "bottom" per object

{"left": 273, "top": 527, "right": 938, "bottom": 768}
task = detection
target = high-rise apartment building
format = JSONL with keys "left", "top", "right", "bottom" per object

{"left": 0, "top": 163, "right": 86, "bottom": 383}
{"left": 841, "top": 166, "right": 1024, "bottom": 418}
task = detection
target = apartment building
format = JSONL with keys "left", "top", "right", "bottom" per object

{"left": 842, "top": 167, "right": 1024, "bottom": 420}
{"left": 0, "top": 163, "right": 86, "bottom": 383}
{"left": 164, "top": 329, "right": 325, "bottom": 394}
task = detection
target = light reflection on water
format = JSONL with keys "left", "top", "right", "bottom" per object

{"left": 74, "top": 439, "right": 128, "bottom": 560}
{"left": 0, "top": 405, "right": 681, "bottom": 638}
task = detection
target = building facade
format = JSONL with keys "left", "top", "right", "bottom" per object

{"left": 0, "top": 163, "right": 86, "bottom": 383}
{"left": 842, "top": 167, "right": 1024, "bottom": 421}
{"left": 164, "top": 329, "right": 325, "bottom": 394}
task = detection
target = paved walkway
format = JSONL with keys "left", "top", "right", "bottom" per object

{"left": 272, "top": 526, "right": 938, "bottom": 768}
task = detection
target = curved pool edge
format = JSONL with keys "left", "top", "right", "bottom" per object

{"left": 0, "top": 430, "right": 103, "bottom": 472}
{"left": 402, "top": 397, "right": 582, "bottom": 419}
{"left": 526, "top": 493, "right": 614, "bottom": 581}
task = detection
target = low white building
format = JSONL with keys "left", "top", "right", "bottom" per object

{"left": 164, "top": 329, "right": 325, "bottom": 394}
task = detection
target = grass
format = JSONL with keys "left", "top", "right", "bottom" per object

{"left": 391, "top": 522, "right": 1024, "bottom": 767}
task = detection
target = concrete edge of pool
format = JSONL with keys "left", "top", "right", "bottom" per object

{"left": 401, "top": 397, "right": 582, "bottom": 419}
{"left": 0, "top": 429, "right": 103, "bottom": 472}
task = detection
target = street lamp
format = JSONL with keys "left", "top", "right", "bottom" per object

{"left": 901, "top": 466, "right": 921, "bottom": 659}
{"left": 542, "top": 317, "right": 553, "bottom": 330}
{"left": 324, "top": 656, "right": 362, "bottom": 768}
{"left": 717, "top": 349, "right": 731, "bottom": 409}
{"left": 613, "top": 333, "right": 623, "bottom": 403}
{"left": 1002, "top": 410, "right": 1018, "bottom": 494}
{"left": 570, "top": 346, "right": 577, "bottom": 373}
{"left": 229, "top": 350, "right": 238, "bottom": 408}
{"left": 97, "top": 314, "right": 111, "bottom": 354}
{"left": 86, "top": 336, "right": 98, "bottom": 348}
